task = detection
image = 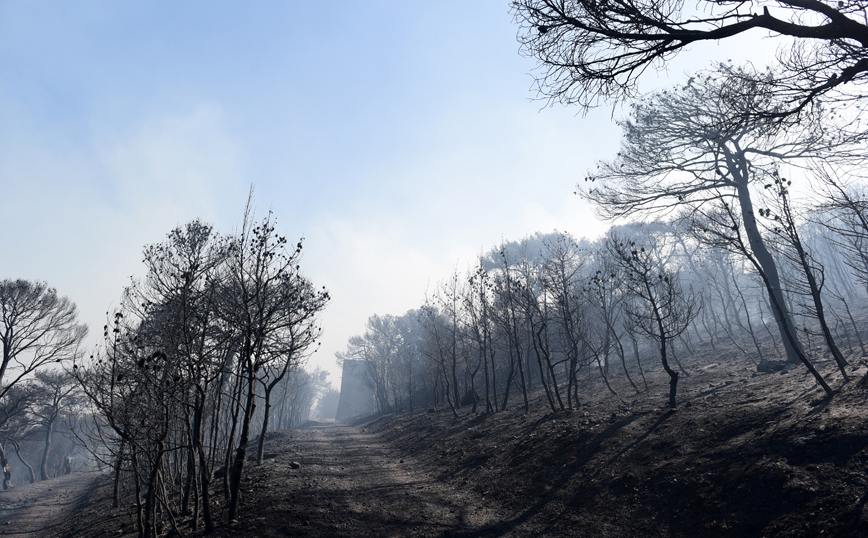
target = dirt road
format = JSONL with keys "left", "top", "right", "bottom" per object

{"left": 0, "top": 472, "right": 100, "bottom": 537}
{"left": 236, "top": 424, "right": 516, "bottom": 538}
{"left": 0, "top": 425, "right": 525, "bottom": 538}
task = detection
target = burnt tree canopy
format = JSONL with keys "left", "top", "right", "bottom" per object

{"left": 606, "top": 232, "right": 699, "bottom": 409}
{"left": 511, "top": 0, "right": 868, "bottom": 116}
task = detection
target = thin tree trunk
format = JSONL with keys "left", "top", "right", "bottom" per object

{"left": 530, "top": 328, "right": 558, "bottom": 412}
{"left": 782, "top": 209, "right": 849, "bottom": 379}
{"left": 223, "top": 366, "right": 245, "bottom": 501}
{"left": 747, "top": 248, "right": 835, "bottom": 396}
{"left": 130, "top": 448, "right": 144, "bottom": 538}
{"left": 112, "top": 441, "right": 125, "bottom": 509}
{"left": 615, "top": 333, "right": 640, "bottom": 393}
{"left": 39, "top": 419, "right": 55, "bottom": 481}
{"left": 735, "top": 180, "right": 806, "bottom": 364}
{"left": 143, "top": 443, "right": 165, "bottom": 538}
{"left": 9, "top": 440, "right": 35, "bottom": 484}
{"left": 660, "top": 334, "right": 679, "bottom": 410}
{"left": 257, "top": 384, "right": 274, "bottom": 464}
{"left": 228, "top": 373, "right": 257, "bottom": 521}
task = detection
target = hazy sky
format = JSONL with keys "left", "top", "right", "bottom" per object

{"left": 0, "top": 2, "right": 776, "bottom": 383}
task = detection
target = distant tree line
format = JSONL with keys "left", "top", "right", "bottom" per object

{"left": 339, "top": 63, "right": 868, "bottom": 417}
{"left": 343, "top": 205, "right": 865, "bottom": 418}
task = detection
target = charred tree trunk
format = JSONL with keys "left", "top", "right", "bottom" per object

{"left": 615, "top": 333, "right": 640, "bottom": 393}
{"left": 39, "top": 418, "right": 55, "bottom": 481}
{"left": 198, "top": 440, "right": 214, "bottom": 531}
{"left": 9, "top": 440, "right": 34, "bottom": 484}
{"left": 530, "top": 329, "right": 558, "bottom": 413}
{"left": 735, "top": 180, "right": 806, "bottom": 364}
{"left": 789, "top": 237, "right": 849, "bottom": 379}
{"left": 656, "top": 317, "right": 679, "bottom": 410}
{"left": 257, "top": 384, "right": 274, "bottom": 464}
{"left": 439, "top": 362, "right": 460, "bottom": 418}
{"left": 143, "top": 442, "right": 165, "bottom": 538}
{"left": 223, "top": 366, "right": 245, "bottom": 501}
{"left": 228, "top": 372, "right": 257, "bottom": 522}
{"left": 112, "top": 441, "right": 126, "bottom": 508}
{"left": 130, "top": 447, "right": 144, "bottom": 538}
{"left": 191, "top": 393, "right": 214, "bottom": 531}
{"left": 747, "top": 247, "right": 835, "bottom": 396}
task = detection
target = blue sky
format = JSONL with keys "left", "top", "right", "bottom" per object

{"left": 0, "top": 2, "right": 776, "bottom": 382}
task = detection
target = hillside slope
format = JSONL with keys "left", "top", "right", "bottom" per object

{"left": 368, "top": 360, "right": 868, "bottom": 537}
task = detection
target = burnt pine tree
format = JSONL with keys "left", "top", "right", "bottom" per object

{"left": 607, "top": 233, "right": 699, "bottom": 410}
{"left": 760, "top": 172, "right": 850, "bottom": 380}
{"left": 221, "top": 201, "right": 328, "bottom": 522}
{"left": 579, "top": 69, "right": 863, "bottom": 365}
{"left": 491, "top": 246, "right": 533, "bottom": 412}
{"left": 255, "top": 304, "right": 326, "bottom": 465}
{"left": 127, "top": 219, "right": 231, "bottom": 532}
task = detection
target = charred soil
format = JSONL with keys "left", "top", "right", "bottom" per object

{"left": 370, "top": 359, "right": 868, "bottom": 537}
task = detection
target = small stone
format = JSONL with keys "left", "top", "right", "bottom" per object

{"left": 290, "top": 461, "right": 301, "bottom": 469}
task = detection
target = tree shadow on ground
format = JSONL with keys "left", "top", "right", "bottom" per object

{"left": 602, "top": 409, "right": 675, "bottom": 469}
{"left": 445, "top": 411, "right": 653, "bottom": 537}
